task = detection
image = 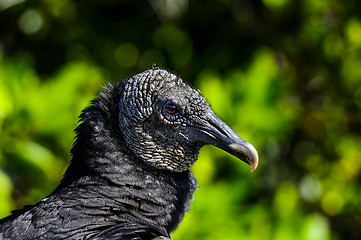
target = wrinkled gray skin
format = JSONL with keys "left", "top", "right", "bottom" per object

{"left": 0, "top": 69, "right": 258, "bottom": 240}
{"left": 119, "top": 69, "right": 209, "bottom": 172}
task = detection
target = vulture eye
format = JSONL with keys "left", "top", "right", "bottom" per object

{"left": 165, "top": 103, "right": 178, "bottom": 115}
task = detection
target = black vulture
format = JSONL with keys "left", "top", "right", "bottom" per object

{"left": 0, "top": 69, "right": 258, "bottom": 239}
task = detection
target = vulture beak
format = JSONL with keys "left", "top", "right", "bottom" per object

{"left": 194, "top": 111, "right": 259, "bottom": 172}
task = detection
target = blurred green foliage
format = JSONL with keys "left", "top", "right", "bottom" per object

{"left": 0, "top": 0, "right": 361, "bottom": 239}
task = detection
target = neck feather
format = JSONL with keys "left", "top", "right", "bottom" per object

{"left": 55, "top": 82, "right": 198, "bottom": 233}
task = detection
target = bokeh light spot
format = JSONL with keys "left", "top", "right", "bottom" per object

{"left": 345, "top": 18, "right": 361, "bottom": 47}
{"left": 321, "top": 190, "right": 344, "bottom": 216}
{"left": 302, "top": 213, "right": 330, "bottom": 240}
{"left": 273, "top": 182, "right": 299, "bottom": 218}
{"left": 114, "top": 43, "right": 139, "bottom": 68}
{"left": 299, "top": 175, "right": 322, "bottom": 202}
{"left": 18, "top": 9, "right": 44, "bottom": 35}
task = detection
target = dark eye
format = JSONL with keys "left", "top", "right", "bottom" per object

{"left": 165, "top": 103, "right": 178, "bottom": 115}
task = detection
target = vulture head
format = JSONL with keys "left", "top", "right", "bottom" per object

{"left": 118, "top": 69, "right": 258, "bottom": 172}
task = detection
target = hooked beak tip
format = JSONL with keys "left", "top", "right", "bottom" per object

{"left": 229, "top": 142, "right": 259, "bottom": 172}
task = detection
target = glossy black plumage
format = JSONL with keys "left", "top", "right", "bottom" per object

{"left": 0, "top": 69, "right": 258, "bottom": 239}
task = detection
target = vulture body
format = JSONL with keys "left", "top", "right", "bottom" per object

{"left": 0, "top": 69, "right": 258, "bottom": 239}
